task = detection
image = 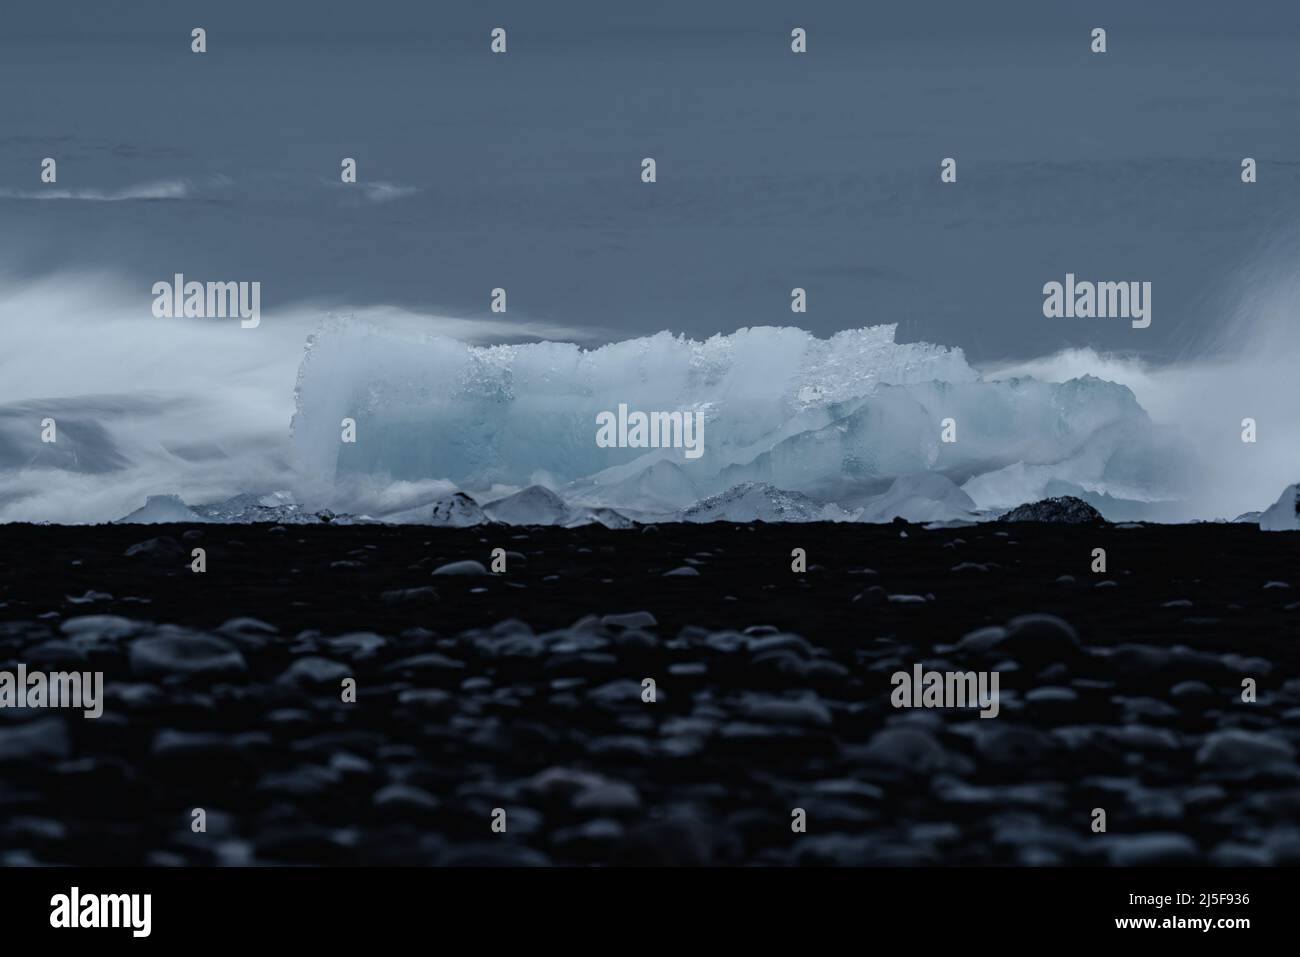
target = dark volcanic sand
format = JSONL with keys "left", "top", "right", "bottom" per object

{"left": 1, "top": 520, "right": 1297, "bottom": 866}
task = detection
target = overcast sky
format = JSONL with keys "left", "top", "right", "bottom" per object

{"left": 3, "top": 0, "right": 1298, "bottom": 361}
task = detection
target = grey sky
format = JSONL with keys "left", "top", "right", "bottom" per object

{"left": 2, "top": 0, "right": 1298, "bottom": 360}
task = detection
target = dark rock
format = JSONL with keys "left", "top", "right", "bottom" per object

{"left": 998, "top": 496, "right": 1105, "bottom": 524}
{"left": 0, "top": 718, "right": 70, "bottom": 762}
{"left": 123, "top": 537, "right": 186, "bottom": 560}
{"left": 129, "top": 632, "right": 247, "bottom": 679}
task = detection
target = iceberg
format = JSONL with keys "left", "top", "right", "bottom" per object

{"left": 1259, "top": 483, "right": 1299, "bottom": 531}
{"left": 288, "top": 320, "right": 1200, "bottom": 522}
{"left": 115, "top": 494, "right": 209, "bottom": 525}
{"left": 430, "top": 491, "right": 489, "bottom": 527}
{"left": 859, "top": 474, "right": 978, "bottom": 524}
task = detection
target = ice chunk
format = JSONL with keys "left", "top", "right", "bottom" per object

{"left": 859, "top": 473, "right": 977, "bottom": 524}
{"left": 567, "top": 460, "right": 701, "bottom": 511}
{"left": 1259, "top": 483, "right": 1300, "bottom": 531}
{"left": 482, "top": 485, "right": 571, "bottom": 526}
{"left": 430, "top": 492, "right": 488, "bottom": 527}
{"left": 681, "top": 482, "right": 851, "bottom": 523}
{"left": 565, "top": 507, "right": 635, "bottom": 529}
{"left": 115, "top": 494, "right": 209, "bottom": 524}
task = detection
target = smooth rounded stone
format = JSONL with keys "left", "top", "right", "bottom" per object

{"left": 1182, "top": 783, "right": 1226, "bottom": 808}
{"left": 862, "top": 727, "right": 948, "bottom": 772}
{"left": 277, "top": 656, "right": 352, "bottom": 689}
{"left": 522, "top": 766, "right": 610, "bottom": 801}
{"left": 1033, "top": 659, "right": 1066, "bottom": 680}
{"left": 852, "top": 586, "right": 888, "bottom": 606}
{"left": 123, "top": 536, "right": 185, "bottom": 560}
{"left": 700, "top": 631, "right": 747, "bottom": 654}
{"left": 797, "top": 836, "right": 936, "bottom": 867}
{"left": 328, "top": 752, "right": 374, "bottom": 778}
{"left": 3, "top": 815, "right": 68, "bottom": 843}
{"left": 662, "top": 566, "right": 700, "bottom": 577}
{"left": 0, "top": 718, "right": 71, "bottom": 762}
{"left": 256, "top": 765, "right": 341, "bottom": 798}
{"left": 383, "top": 653, "right": 466, "bottom": 675}
{"left": 471, "top": 631, "right": 545, "bottom": 659}
{"left": 748, "top": 648, "right": 813, "bottom": 679}
{"left": 21, "top": 640, "right": 87, "bottom": 668}
{"left": 217, "top": 617, "right": 279, "bottom": 638}
{"left": 372, "top": 784, "right": 439, "bottom": 813}
{"left": 1118, "top": 697, "right": 1180, "bottom": 723}
{"left": 586, "top": 679, "right": 649, "bottom": 707}
{"left": 397, "top": 688, "right": 455, "bottom": 712}
{"left": 1105, "top": 833, "right": 1199, "bottom": 866}
{"left": 585, "top": 735, "right": 654, "bottom": 759}
{"left": 380, "top": 586, "right": 439, "bottom": 603}
{"left": 668, "top": 662, "right": 707, "bottom": 677}
{"left": 744, "top": 633, "right": 815, "bottom": 657}
{"left": 1210, "top": 842, "right": 1273, "bottom": 866}
{"left": 437, "top": 843, "right": 550, "bottom": 867}
{"left": 954, "top": 626, "right": 1008, "bottom": 655}
{"left": 658, "top": 735, "right": 706, "bottom": 758}
{"left": 601, "top": 611, "right": 657, "bottom": 630}
{"left": 814, "top": 779, "right": 885, "bottom": 802}
{"left": 988, "top": 814, "right": 1080, "bottom": 852}
{"left": 1217, "top": 652, "right": 1273, "bottom": 678}
{"left": 1001, "top": 614, "right": 1080, "bottom": 661}
{"left": 1022, "top": 686, "right": 1080, "bottom": 721}
{"left": 1130, "top": 790, "right": 1184, "bottom": 821}
{"left": 572, "top": 781, "right": 641, "bottom": 813}
{"left": 612, "top": 629, "right": 658, "bottom": 651}
{"left": 265, "top": 708, "right": 315, "bottom": 730}
{"left": 1105, "top": 726, "right": 1181, "bottom": 751}
{"left": 1107, "top": 644, "right": 1173, "bottom": 677}
{"left": 432, "top": 560, "right": 489, "bottom": 577}
{"left": 544, "top": 630, "right": 610, "bottom": 654}
{"left": 106, "top": 682, "right": 164, "bottom": 709}
{"left": 151, "top": 729, "right": 239, "bottom": 761}
{"left": 1026, "top": 687, "right": 1078, "bottom": 705}
{"left": 323, "top": 632, "right": 387, "bottom": 661}
{"left": 129, "top": 632, "right": 247, "bottom": 679}
{"left": 974, "top": 725, "right": 1055, "bottom": 766}
{"left": 1197, "top": 729, "right": 1296, "bottom": 769}
{"left": 1263, "top": 580, "right": 1291, "bottom": 590}
{"left": 1170, "top": 680, "right": 1216, "bottom": 707}
{"left": 552, "top": 818, "right": 625, "bottom": 851}
{"left": 739, "top": 696, "right": 832, "bottom": 728}
{"left": 803, "top": 659, "right": 852, "bottom": 682}
{"left": 60, "top": 615, "right": 143, "bottom": 643}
